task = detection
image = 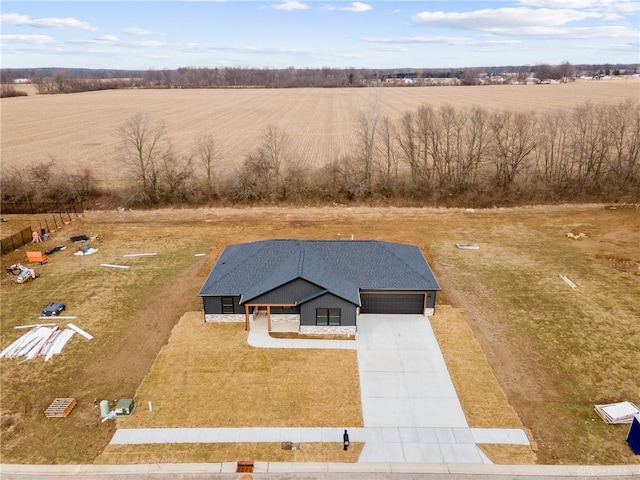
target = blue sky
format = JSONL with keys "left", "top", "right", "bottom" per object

{"left": 1, "top": 1, "right": 638, "bottom": 70}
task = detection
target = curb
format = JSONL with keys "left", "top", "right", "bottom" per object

{"left": 1, "top": 462, "right": 639, "bottom": 476}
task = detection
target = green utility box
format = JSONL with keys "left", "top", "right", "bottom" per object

{"left": 115, "top": 398, "right": 135, "bottom": 416}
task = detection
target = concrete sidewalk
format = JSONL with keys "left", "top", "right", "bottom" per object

{"left": 110, "top": 426, "right": 528, "bottom": 465}
{"left": 247, "top": 317, "right": 355, "bottom": 349}
{"left": 111, "top": 426, "right": 529, "bottom": 446}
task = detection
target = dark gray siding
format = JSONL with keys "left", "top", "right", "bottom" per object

{"left": 203, "top": 296, "right": 243, "bottom": 314}
{"left": 271, "top": 306, "right": 300, "bottom": 314}
{"left": 426, "top": 291, "right": 436, "bottom": 309}
{"left": 248, "top": 278, "right": 323, "bottom": 305}
{"left": 300, "top": 293, "right": 357, "bottom": 327}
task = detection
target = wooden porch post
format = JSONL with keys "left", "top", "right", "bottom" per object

{"left": 267, "top": 306, "right": 272, "bottom": 333}
{"left": 245, "top": 305, "right": 250, "bottom": 332}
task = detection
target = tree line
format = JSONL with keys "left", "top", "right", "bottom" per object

{"left": 2, "top": 62, "right": 634, "bottom": 94}
{"left": 2, "top": 100, "right": 638, "bottom": 209}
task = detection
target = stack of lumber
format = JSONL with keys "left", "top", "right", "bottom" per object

{"left": 0, "top": 326, "right": 75, "bottom": 362}
{"left": 595, "top": 402, "right": 640, "bottom": 424}
{"left": 45, "top": 398, "right": 77, "bottom": 418}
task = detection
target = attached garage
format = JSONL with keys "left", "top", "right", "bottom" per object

{"left": 360, "top": 292, "right": 426, "bottom": 314}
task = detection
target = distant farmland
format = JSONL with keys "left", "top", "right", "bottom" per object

{"left": 2, "top": 79, "right": 639, "bottom": 189}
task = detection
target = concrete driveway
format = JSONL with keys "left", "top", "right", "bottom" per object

{"left": 356, "top": 314, "right": 490, "bottom": 464}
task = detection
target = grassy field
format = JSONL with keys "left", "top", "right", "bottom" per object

{"left": 2, "top": 80, "right": 639, "bottom": 189}
{"left": 0, "top": 205, "right": 638, "bottom": 465}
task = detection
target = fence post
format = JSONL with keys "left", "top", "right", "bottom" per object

{"left": 53, "top": 215, "right": 59, "bottom": 229}
{"left": 66, "top": 208, "right": 72, "bottom": 222}
{"left": 44, "top": 218, "right": 50, "bottom": 232}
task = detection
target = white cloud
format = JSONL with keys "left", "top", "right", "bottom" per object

{"left": 139, "top": 41, "right": 168, "bottom": 47}
{"left": 324, "top": 2, "right": 372, "bottom": 12}
{"left": 361, "top": 35, "right": 521, "bottom": 47}
{"left": 123, "top": 27, "right": 153, "bottom": 36}
{"left": 342, "top": 2, "right": 372, "bottom": 13}
{"left": 411, "top": 7, "right": 608, "bottom": 30}
{"left": 271, "top": 0, "right": 308, "bottom": 10}
{"left": 371, "top": 45, "right": 409, "bottom": 52}
{"left": 409, "top": 4, "right": 639, "bottom": 39}
{"left": 95, "top": 34, "right": 119, "bottom": 42}
{"left": 518, "top": 0, "right": 639, "bottom": 13}
{"left": 0, "top": 33, "right": 55, "bottom": 44}
{"left": 0, "top": 13, "right": 98, "bottom": 31}
{"left": 498, "top": 24, "right": 639, "bottom": 37}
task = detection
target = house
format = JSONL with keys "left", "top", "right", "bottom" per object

{"left": 198, "top": 239, "right": 440, "bottom": 335}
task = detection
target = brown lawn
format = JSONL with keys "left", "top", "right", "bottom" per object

{"left": 1, "top": 204, "right": 638, "bottom": 465}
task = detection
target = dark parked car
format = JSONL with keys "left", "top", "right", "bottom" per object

{"left": 42, "top": 302, "right": 65, "bottom": 316}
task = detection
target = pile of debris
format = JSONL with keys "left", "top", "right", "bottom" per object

{"left": 0, "top": 323, "right": 92, "bottom": 362}
{"left": 610, "top": 259, "right": 640, "bottom": 275}
{"left": 605, "top": 203, "right": 639, "bottom": 210}
{"left": 595, "top": 401, "right": 640, "bottom": 424}
{"left": 566, "top": 232, "right": 588, "bottom": 240}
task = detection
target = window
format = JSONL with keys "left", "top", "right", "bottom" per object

{"left": 316, "top": 308, "right": 341, "bottom": 326}
{"left": 221, "top": 297, "right": 234, "bottom": 314}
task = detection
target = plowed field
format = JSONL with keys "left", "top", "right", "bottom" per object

{"left": 2, "top": 79, "right": 639, "bottom": 188}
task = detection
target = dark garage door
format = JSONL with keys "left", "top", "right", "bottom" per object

{"left": 360, "top": 293, "right": 425, "bottom": 314}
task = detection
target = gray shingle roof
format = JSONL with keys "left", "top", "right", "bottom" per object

{"left": 198, "top": 239, "right": 440, "bottom": 306}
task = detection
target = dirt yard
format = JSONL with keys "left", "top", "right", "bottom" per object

{"left": 0, "top": 204, "right": 638, "bottom": 465}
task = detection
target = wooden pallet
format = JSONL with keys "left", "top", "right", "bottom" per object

{"left": 45, "top": 398, "right": 76, "bottom": 418}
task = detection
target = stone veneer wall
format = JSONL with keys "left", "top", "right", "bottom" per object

{"left": 204, "top": 313, "right": 245, "bottom": 323}
{"left": 300, "top": 325, "right": 356, "bottom": 336}
{"left": 271, "top": 314, "right": 300, "bottom": 323}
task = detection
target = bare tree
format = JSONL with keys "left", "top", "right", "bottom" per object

{"left": 396, "top": 111, "right": 420, "bottom": 184}
{"left": 158, "top": 143, "right": 194, "bottom": 203}
{"left": 489, "top": 110, "right": 538, "bottom": 191}
{"left": 354, "top": 96, "right": 381, "bottom": 195}
{"left": 229, "top": 150, "right": 272, "bottom": 202}
{"left": 118, "top": 113, "right": 166, "bottom": 204}
{"left": 430, "top": 104, "right": 461, "bottom": 188}
{"left": 67, "top": 167, "right": 99, "bottom": 205}
{"left": 195, "top": 134, "right": 220, "bottom": 198}
{"left": 536, "top": 110, "right": 571, "bottom": 191}
{"left": 455, "top": 106, "right": 489, "bottom": 191}
{"left": 29, "top": 160, "right": 55, "bottom": 201}
{"left": 376, "top": 116, "right": 399, "bottom": 195}
{"left": 603, "top": 100, "right": 640, "bottom": 191}
{"left": 568, "top": 102, "right": 609, "bottom": 189}
{"left": 260, "top": 125, "right": 295, "bottom": 199}
{"left": 0, "top": 166, "right": 32, "bottom": 202}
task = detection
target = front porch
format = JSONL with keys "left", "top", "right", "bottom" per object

{"left": 252, "top": 309, "right": 300, "bottom": 333}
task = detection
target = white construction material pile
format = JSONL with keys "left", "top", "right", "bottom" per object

{"left": 0, "top": 325, "right": 79, "bottom": 362}
{"left": 559, "top": 274, "right": 578, "bottom": 290}
{"left": 456, "top": 243, "right": 480, "bottom": 250}
{"left": 595, "top": 402, "right": 640, "bottom": 424}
